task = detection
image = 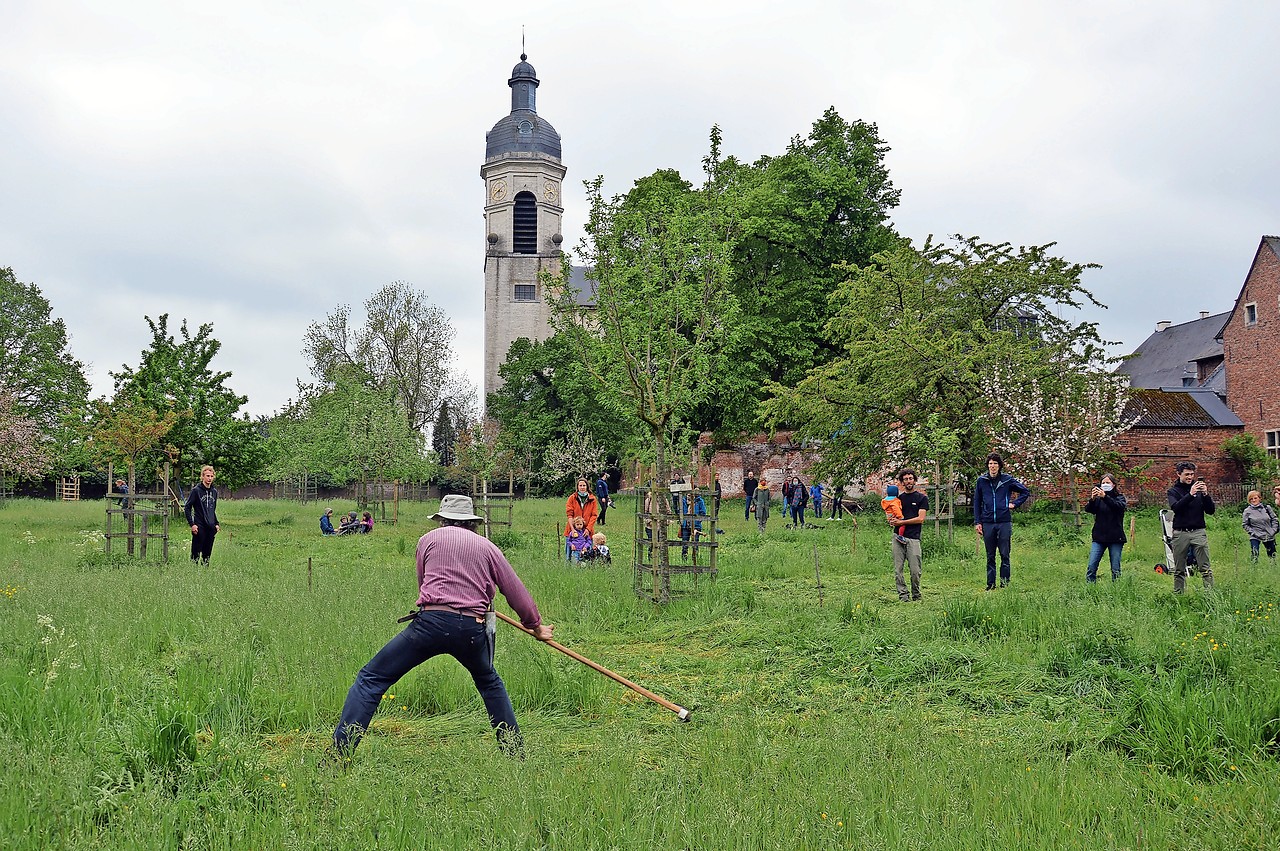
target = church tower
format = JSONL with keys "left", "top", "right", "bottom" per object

{"left": 482, "top": 53, "right": 566, "bottom": 401}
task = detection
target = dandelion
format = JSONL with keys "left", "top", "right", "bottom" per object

{"left": 280, "top": 781, "right": 287, "bottom": 788}
{"left": 821, "top": 813, "right": 827, "bottom": 820}
{"left": 1229, "top": 765, "right": 1237, "bottom": 771}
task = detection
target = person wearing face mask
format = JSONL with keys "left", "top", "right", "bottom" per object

{"left": 1084, "top": 473, "right": 1127, "bottom": 582}
{"left": 564, "top": 477, "right": 600, "bottom": 560}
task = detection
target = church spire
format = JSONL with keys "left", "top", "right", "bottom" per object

{"left": 509, "top": 53, "right": 539, "bottom": 113}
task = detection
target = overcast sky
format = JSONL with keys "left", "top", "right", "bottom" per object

{"left": 4, "top": 1, "right": 1277, "bottom": 417}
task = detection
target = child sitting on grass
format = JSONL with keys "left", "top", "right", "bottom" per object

{"left": 567, "top": 517, "right": 592, "bottom": 562}
{"left": 882, "top": 483, "right": 907, "bottom": 544}
{"left": 583, "top": 532, "right": 611, "bottom": 564}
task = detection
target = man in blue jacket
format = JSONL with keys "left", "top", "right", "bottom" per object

{"left": 973, "top": 453, "right": 1031, "bottom": 590}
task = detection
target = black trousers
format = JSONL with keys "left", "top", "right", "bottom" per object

{"left": 191, "top": 525, "right": 216, "bottom": 563}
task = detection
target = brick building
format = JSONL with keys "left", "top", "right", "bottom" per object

{"left": 1110, "top": 235, "right": 1280, "bottom": 493}
{"left": 1221, "top": 235, "right": 1280, "bottom": 459}
{"left": 1110, "top": 389, "right": 1242, "bottom": 502}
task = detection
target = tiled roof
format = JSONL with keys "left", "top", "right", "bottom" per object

{"left": 1126, "top": 388, "right": 1243, "bottom": 428}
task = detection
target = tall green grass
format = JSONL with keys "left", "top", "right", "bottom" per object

{"left": 1, "top": 496, "right": 1277, "bottom": 849}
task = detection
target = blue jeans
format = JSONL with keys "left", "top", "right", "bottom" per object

{"left": 790, "top": 504, "right": 805, "bottom": 527}
{"left": 1250, "top": 538, "right": 1277, "bottom": 561}
{"left": 1086, "top": 542, "right": 1123, "bottom": 582}
{"left": 333, "top": 611, "right": 519, "bottom": 754}
{"left": 982, "top": 522, "right": 1012, "bottom": 588}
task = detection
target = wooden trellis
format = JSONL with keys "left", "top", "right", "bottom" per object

{"left": 274, "top": 473, "right": 319, "bottom": 503}
{"left": 59, "top": 477, "right": 81, "bottom": 501}
{"left": 633, "top": 483, "right": 718, "bottom": 604}
{"left": 473, "top": 472, "right": 516, "bottom": 540}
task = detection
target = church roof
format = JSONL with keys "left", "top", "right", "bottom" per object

{"left": 567, "top": 265, "right": 595, "bottom": 307}
{"left": 485, "top": 54, "right": 562, "bottom": 160}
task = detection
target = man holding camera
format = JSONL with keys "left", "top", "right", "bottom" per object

{"left": 1167, "top": 461, "right": 1215, "bottom": 592}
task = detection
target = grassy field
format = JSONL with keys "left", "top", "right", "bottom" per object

{"left": 2, "top": 494, "right": 1278, "bottom": 850}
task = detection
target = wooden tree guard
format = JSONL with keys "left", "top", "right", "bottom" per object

{"left": 59, "top": 477, "right": 81, "bottom": 501}
{"left": 633, "top": 484, "right": 718, "bottom": 604}
{"left": 105, "top": 465, "right": 171, "bottom": 562}
{"left": 1061, "top": 471, "right": 1084, "bottom": 528}
{"left": 274, "top": 473, "right": 318, "bottom": 504}
{"left": 356, "top": 479, "right": 399, "bottom": 524}
{"left": 473, "top": 472, "right": 515, "bottom": 540}
{"left": 929, "top": 463, "right": 955, "bottom": 541}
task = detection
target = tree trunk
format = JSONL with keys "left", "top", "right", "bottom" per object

{"left": 653, "top": 430, "right": 671, "bottom": 604}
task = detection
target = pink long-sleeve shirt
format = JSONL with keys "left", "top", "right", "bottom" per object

{"left": 415, "top": 525, "right": 542, "bottom": 629}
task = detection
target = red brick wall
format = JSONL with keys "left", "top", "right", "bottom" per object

{"left": 693, "top": 432, "right": 829, "bottom": 497}
{"left": 1223, "top": 240, "right": 1280, "bottom": 445}
{"left": 1098, "top": 425, "right": 1242, "bottom": 505}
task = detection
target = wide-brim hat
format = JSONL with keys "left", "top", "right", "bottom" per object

{"left": 431, "top": 494, "right": 484, "bottom": 522}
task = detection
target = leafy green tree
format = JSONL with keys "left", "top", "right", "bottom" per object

{"left": 87, "top": 396, "right": 180, "bottom": 497}
{"left": 487, "top": 333, "right": 642, "bottom": 489}
{"left": 762, "top": 236, "right": 1108, "bottom": 482}
{"left": 303, "top": 281, "right": 464, "bottom": 433}
{"left": 691, "top": 110, "right": 902, "bottom": 434}
{"left": 0, "top": 267, "right": 91, "bottom": 468}
{"left": 111, "top": 315, "right": 264, "bottom": 488}
{"left": 548, "top": 160, "right": 740, "bottom": 597}
{"left": 450, "top": 418, "right": 516, "bottom": 488}
{"left": 432, "top": 399, "right": 458, "bottom": 470}
{"left": 266, "top": 377, "right": 434, "bottom": 491}
{"left": 1222, "top": 434, "right": 1280, "bottom": 489}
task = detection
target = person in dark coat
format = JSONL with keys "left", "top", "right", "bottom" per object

{"left": 742, "top": 470, "right": 759, "bottom": 521}
{"left": 183, "top": 465, "right": 220, "bottom": 564}
{"left": 594, "top": 474, "right": 611, "bottom": 526}
{"left": 1084, "top": 473, "right": 1127, "bottom": 582}
{"left": 1167, "top": 461, "right": 1215, "bottom": 593}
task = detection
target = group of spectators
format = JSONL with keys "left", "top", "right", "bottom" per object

{"left": 565, "top": 477, "right": 611, "bottom": 563}
{"left": 741, "top": 471, "right": 852, "bottom": 532}
{"left": 320, "top": 508, "right": 375, "bottom": 536}
{"left": 321, "top": 459, "right": 1279, "bottom": 767}
{"left": 880, "top": 455, "right": 1280, "bottom": 601}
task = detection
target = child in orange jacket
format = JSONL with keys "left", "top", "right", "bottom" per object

{"left": 882, "top": 483, "right": 907, "bottom": 544}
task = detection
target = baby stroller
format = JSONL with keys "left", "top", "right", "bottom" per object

{"left": 1155, "top": 509, "right": 1197, "bottom": 575}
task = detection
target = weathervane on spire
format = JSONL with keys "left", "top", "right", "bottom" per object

{"left": 522, "top": 25, "right": 526, "bottom": 60}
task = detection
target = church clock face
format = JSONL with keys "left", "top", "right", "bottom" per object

{"left": 490, "top": 179, "right": 507, "bottom": 201}
{"left": 543, "top": 180, "right": 558, "bottom": 202}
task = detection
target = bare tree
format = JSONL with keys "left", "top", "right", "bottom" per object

{"left": 303, "top": 282, "right": 457, "bottom": 433}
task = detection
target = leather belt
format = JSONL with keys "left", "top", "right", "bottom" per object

{"left": 417, "top": 604, "right": 485, "bottom": 622}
